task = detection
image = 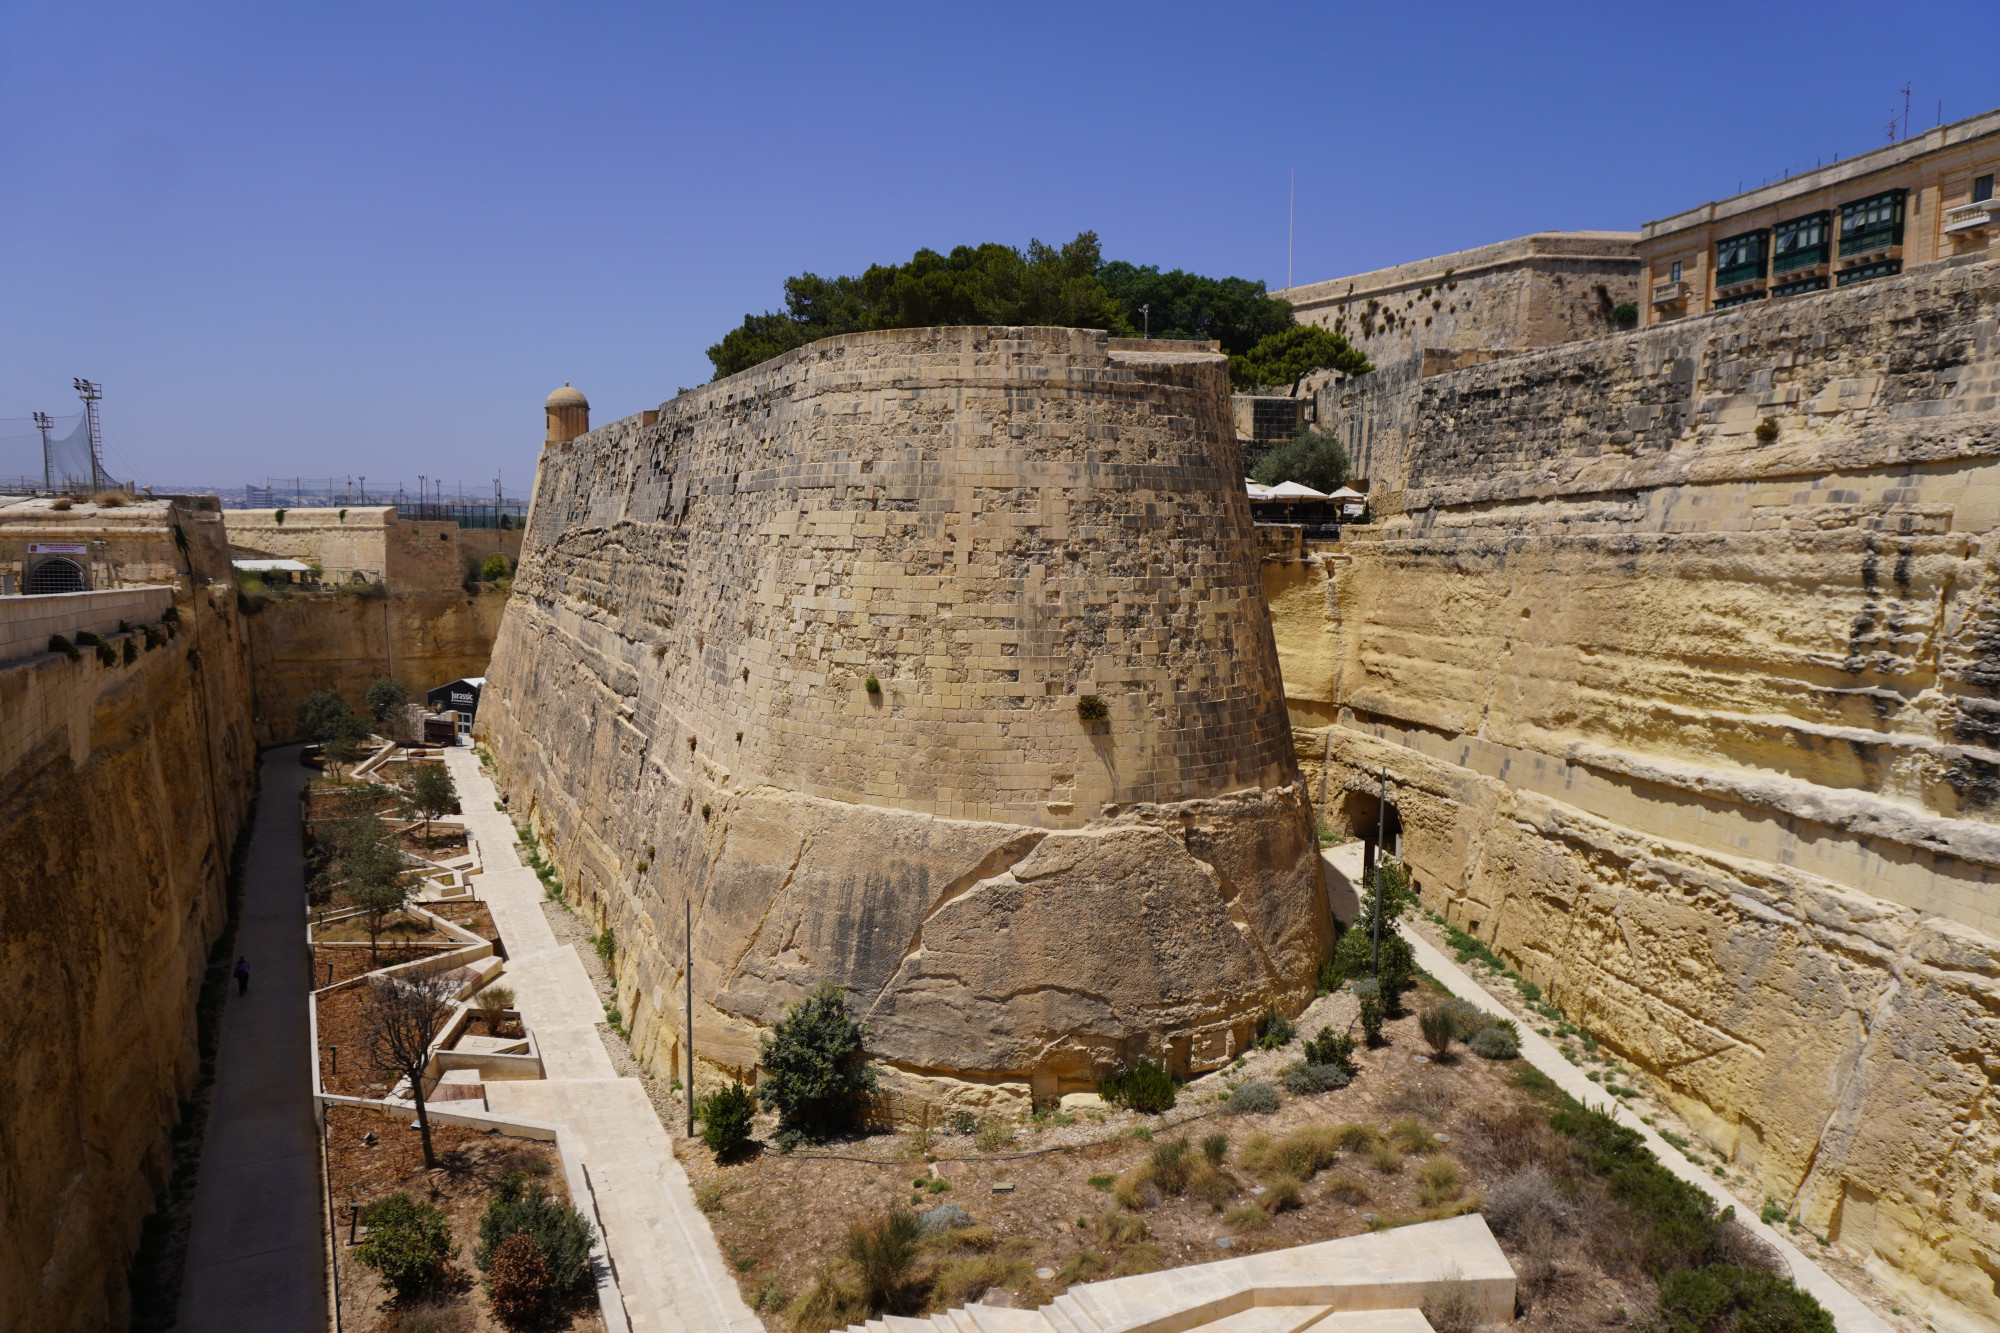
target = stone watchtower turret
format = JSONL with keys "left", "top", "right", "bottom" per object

{"left": 544, "top": 383, "right": 588, "bottom": 448}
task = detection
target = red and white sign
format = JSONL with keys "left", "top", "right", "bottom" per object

{"left": 28, "top": 542, "right": 87, "bottom": 555}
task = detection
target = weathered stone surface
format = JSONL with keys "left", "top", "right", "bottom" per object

{"left": 1272, "top": 258, "right": 2000, "bottom": 1331}
{"left": 480, "top": 326, "right": 1327, "bottom": 1104}
{"left": 0, "top": 584, "right": 255, "bottom": 1332}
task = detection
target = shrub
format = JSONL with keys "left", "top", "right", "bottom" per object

{"left": 1754, "top": 416, "right": 1780, "bottom": 444}
{"left": 48, "top": 634, "right": 79, "bottom": 661}
{"left": 1098, "top": 1060, "right": 1177, "bottom": 1114}
{"left": 787, "top": 1267, "right": 870, "bottom": 1333}
{"left": 1469, "top": 1025, "right": 1520, "bottom": 1060}
{"left": 1236, "top": 1132, "right": 1273, "bottom": 1173}
{"left": 843, "top": 1207, "right": 924, "bottom": 1310}
{"left": 1227, "top": 1081, "right": 1279, "bottom": 1115}
{"left": 1148, "top": 1137, "right": 1194, "bottom": 1194}
{"left": 693, "top": 1181, "right": 723, "bottom": 1214}
{"left": 1326, "top": 928, "right": 1373, "bottom": 987}
{"left": 864, "top": 674, "right": 881, "bottom": 695}
{"left": 974, "top": 1117, "right": 1016, "bottom": 1153}
{"left": 756, "top": 982, "right": 877, "bottom": 1142}
{"left": 1369, "top": 1142, "right": 1403, "bottom": 1174}
{"left": 1323, "top": 1171, "right": 1371, "bottom": 1205}
{"left": 1222, "top": 1204, "right": 1269, "bottom": 1231}
{"left": 486, "top": 1232, "right": 552, "bottom": 1328}
{"left": 1101, "top": 1210, "right": 1149, "bottom": 1245}
{"left": 122, "top": 637, "right": 138, "bottom": 664}
{"left": 1265, "top": 1125, "right": 1340, "bottom": 1180}
{"left": 1254, "top": 1010, "right": 1295, "bottom": 1050}
{"left": 355, "top": 1192, "right": 456, "bottom": 1301}
{"left": 365, "top": 677, "right": 409, "bottom": 720}
{"left": 1612, "top": 301, "right": 1640, "bottom": 326}
{"left": 1483, "top": 1165, "right": 1575, "bottom": 1244}
{"left": 1332, "top": 1122, "right": 1381, "bottom": 1150}
{"left": 1378, "top": 935, "right": 1416, "bottom": 1013}
{"left": 1359, "top": 996, "right": 1385, "bottom": 1046}
{"left": 1391, "top": 1118, "right": 1439, "bottom": 1154}
{"left": 1076, "top": 693, "right": 1108, "bottom": 721}
{"left": 1656, "top": 1265, "right": 1834, "bottom": 1333}
{"left": 1518, "top": 979, "right": 1542, "bottom": 1004}
{"left": 1201, "top": 1132, "right": 1229, "bottom": 1165}
{"left": 296, "top": 690, "right": 368, "bottom": 745}
{"left": 1418, "top": 1007, "right": 1458, "bottom": 1057}
{"left": 1421, "top": 1278, "right": 1481, "bottom": 1333}
{"left": 474, "top": 1175, "right": 595, "bottom": 1301}
{"left": 1437, "top": 997, "right": 1490, "bottom": 1040}
{"left": 700, "top": 1082, "right": 758, "bottom": 1159}
{"left": 1418, "top": 1156, "right": 1464, "bottom": 1207}
{"left": 480, "top": 553, "right": 514, "bottom": 581}
{"left": 1283, "top": 1062, "right": 1352, "bottom": 1094}
{"left": 595, "top": 925, "right": 616, "bottom": 965}
{"left": 1261, "top": 1173, "right": 1303, "bottom": 1212}
{"left": 1303, "top": 1027, "right": 1356, "bottom": 1070}
{"left": 475, "top": 984, "right": 515, "bottom": 1034}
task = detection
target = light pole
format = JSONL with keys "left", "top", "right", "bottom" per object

{"left": 32, "top": 412, "right": 52, "bottom": 493}
{"left": 1139, "top": 304, "right": 1150, "bottom": 339}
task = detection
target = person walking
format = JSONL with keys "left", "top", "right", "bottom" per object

{"left": 234, "top": 956, "right": 250, "bottom": 996}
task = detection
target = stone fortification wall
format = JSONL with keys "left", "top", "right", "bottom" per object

{"left": 229, "top": 507, "right": 471, "bottom": 591}
{"left": 1271, "top": 256, "right": 2000, "bottom": 1330}
{"left": 480, "top": 326, "right": 1327, "bottom": 1107}
{"left": 1274, "top": 231, "right": 1641, "bottom": 371}
{"left": 0, "top": 584, "right": 255, "bottom": 1332}
{"left": 242, "top": 587, "right": 508, "bottom": 745}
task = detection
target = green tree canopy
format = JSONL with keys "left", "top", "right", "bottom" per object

{"left": 1229, "top": 324, "right": 1371, "bottom": 393}
{"left": 297, "top": 690, "right": 370, "bottom": 745}
{"left": 1250, "top": 428, "right": 1352, "bottom": 493}
{"left": 756, "top": 982, "right": 877, "bottom": 1145}
{"left": 1096, "top": 262, "right": 1295, "bottom": 355}
{"left": 707, "top": 233, "right": 1130, "bottom": 379}
{"left": 365, "top": 677, "right": 409, "bottom": 721}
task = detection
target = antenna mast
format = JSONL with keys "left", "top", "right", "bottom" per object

{"left": 72, "top": 379, "right": 104, "bottom": 491}
{"left": 1287, "top": 167, "right": 1296, "bottom": 291}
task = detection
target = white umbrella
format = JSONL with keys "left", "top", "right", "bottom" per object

{"left": 1324, "top": 486, "right": 1367, "bottom": 500}
{"left": 1266, "top": 481, "right": 1330, "bottom": 500}
{"left": 1245, "top": 479, "right": 1275, "bottom": 499}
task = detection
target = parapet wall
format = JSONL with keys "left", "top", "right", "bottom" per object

{"left": 1271, "top": 256, "right": 2000, "bottom": 1331}
{"left": 481, "top": 326, "right": 1327, "bottom": 1104}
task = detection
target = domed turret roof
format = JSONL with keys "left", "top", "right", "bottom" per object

{"left": 546, "top": 382, "right": 588, "bottom": 409}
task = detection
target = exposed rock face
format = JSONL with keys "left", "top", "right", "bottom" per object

{"left": 480, "top": 327, "right": 1327, "bottom": 1103}
{"left": 1271, "top": 258, "right": 2000, "bottom": 1331}
{"left": 243, "top": 587, "right": 508, "bottom": 744}
{"left": 0, "top": 583, "right": 255, "bottom": 1332}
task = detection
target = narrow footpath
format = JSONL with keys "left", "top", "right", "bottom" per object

{"left": 177, "top": 744, "right": 327, "bottom": 1331}
{"left": 442, "top": 747, "right": 762, "bottom": 1333}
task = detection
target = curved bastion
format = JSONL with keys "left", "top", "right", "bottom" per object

{"left": 478, "top": 326, "right": 1330, "bottom": 1107}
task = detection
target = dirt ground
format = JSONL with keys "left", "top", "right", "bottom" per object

{"left": 327, "top": 1106, "right": 605, "bottom": 1333}
{"left": 677, "top": 983, "right": 1667, "bottom": 1333}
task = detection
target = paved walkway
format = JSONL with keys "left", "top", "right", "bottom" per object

{"left": 1398, "top": 921, "right": 1893, "bottom": 1333}
{"left": 178, "top": 745, "right": 328, "bottom": 1332}
{"left": 444, "top": 747, "right": 762, "bottom": 1333}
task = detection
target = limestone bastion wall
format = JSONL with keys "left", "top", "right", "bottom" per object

{"left": 1273, "top": 256, "right": 2000, "bottom": 1330}
{"left": 479, "top": 326, "right": 1329, "bottom": 1107}
{"left": 0, "top": 579, "right": 256, "bottom": 1332}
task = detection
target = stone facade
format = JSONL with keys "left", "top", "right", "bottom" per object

{"left": 1267, "top": 256, "right": 2000, "bottom": 1331}
{"left": 479, "top": 326, "right": 1328, "bottom": 1108}
{"left": 1273, "top": 231, "right": 1641, "bottom": 372}
{"left": 226, "top": 506, "right": 515, "bottom": 591}
{"left": 0, "top": 578, "right": 255, "bottom": 1331}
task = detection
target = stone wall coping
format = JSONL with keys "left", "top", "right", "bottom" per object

{"left": 1275, "top": 232, "right": 1641, "bottom": 310}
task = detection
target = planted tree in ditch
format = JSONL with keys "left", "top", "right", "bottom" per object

{"left": 408, "top": 764, "right": 457, "bottom": 850}
{"left": 364, "top": 970, "right": 460, "bottom": 1169}
{"left": 366, "top": 676, "right": 410, "bottom": 722}
{"left": 757, "top": 982, "right": 878, "bottom": 1148}
{"left": 348, "top": 846, "right": 412, "bottom": 966}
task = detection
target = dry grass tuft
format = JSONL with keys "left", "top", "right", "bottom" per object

{"left": 1222, "top": 1204, "right": 1270, "bottom": 1232}
{"left": 1322, "top": 1171, "right": 1371, "bottom": 1205}
{"left": 1417, "top": 1156, "right": 1463, "bottom": 1207}
{"left": 1369, "top": 1141, "right": 1404, "bottom": 1175}
{"left": 1264, "top": 1125, "right": 1341, "bottom": 1181}
{"left": 1391, "top": 1118, "right": 1440, "bottom": 1155}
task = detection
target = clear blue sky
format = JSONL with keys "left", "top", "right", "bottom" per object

{"left": 3, "top": 0, "right": 1995, "bottom": 495}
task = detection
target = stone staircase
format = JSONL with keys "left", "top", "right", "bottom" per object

{"left": 843, "top": 1215, "right": 1513, "bottom": 1333}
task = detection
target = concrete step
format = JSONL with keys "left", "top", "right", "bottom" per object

{"left": 1049, "top": 1295, "right": 1103, "bottom": 1333}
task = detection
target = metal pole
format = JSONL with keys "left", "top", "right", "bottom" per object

{"left": 1371, "top": 766, "right": 1386, "bottom": 972}
{"left": 685, "top": 896, "right": 695, "bottom": 1137}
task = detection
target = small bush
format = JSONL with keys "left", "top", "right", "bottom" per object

{"left": 1754, "top": 416, "right": 1780, "bottom": 444}
{"left": 1418, "top": 1156, "right": 1464, "bottom": 1206}
{"left": 844, "top": 1207, "right": 924, "bottom": 1310}
{"left": 974, "top": 1118, "right": 1016, "bottom": 1153}
{"left": 480, "top": 553, "right": 514, "bottom": 581}
{"left": 1098, "top": 1060, "right": 1177, "bottom": 1114}
{"left": 756, "top": 982, "right": 877, "bottom": 1143}
{"left": 1227, "top": 1081, "right": 1279, "bottom": 1115}
{"left": 1421, "top": 1278, "right": 1482, "bottom": 1333}
{"left": 694, "top": 1181, "right": 724, "bottom": 1214}
{"left": 595, "top": 926, "right": 616, "bottom": 965}
{"left": 1369, "top": 1142, "right": 1403, "bottom": 1174}
{"left": 700, "top": 1082, "right": 758, "bottom": 1159}
{"left": 1201, "top": 1132, "right": 1229, "bottom": 1165}
{"left": 1057, "top": 1250, "right": 1108, "bottom": 1284}
{"left": 1148, "top": 1137, "right": 1194, "bottom": 1194}
{"left": 1656, "top": 1265, "right": 1834, "bottom": 1333}
{"left": 1236, "top": 1132, "right": 1273, "bottom": 1173}
{"left": 1222, "top": 1204, "right": 1269, "bottom": 1231}
{"left": 355, "top": 1193, "right": 456, "bottom": 1301}
{"left": 1303, "top": 1027, "right": 1356, "bottom": 1070}
{"left": 864, "top": 674, "right": 881, "bottom": 695}
{"left": 1283, "top": 1062, "right": 1352, "bottom": 1094}
{"left": 1324, "top": 1170, "right": 1371, "bottom": 1205}
{"left": 1612, "top": 301, "right": 1640, "bottom": 326}
{"left": 1254, "top": 1010, "right": 1296, "bottom": 1050}
{"left": 121, "top": 637, "right": 138, "bottom": 664}
{"left": 1391, "top": 1118, "right": 1439, "bottom": 1154}
{"left": 1076, "top": 693, "right": 1108, "bottom": 721}
{"left": 1419, "top": 1007, "right": 1458, "bottom": 1057}
{"left": 1469, "top": 1025, "right": 1520, "bottom": 1060}
{"left": 1101, "top": 1210, "right": 1149, "bottom": 1245}
{"left": 474, "top": 1176, "right": 595, "bottom": 1301}
{"left": 1261, "top": 1173, "right": 1304, "bottom": 1212}
{"left": 1437, "top": 997, "right": 1490, "bottom": 1039}
{"left": 1332, "top": 1122, "right": 1382, "bottom": 1151}
{"left": 1518, "top": 979, "right": 1542, "bottom": 1003}
{"left": 1266, "top": 1125, "right": 1341, "bottom": 1180}
{"left": 486, "top": 1232, "right": 551, "bottom": 1327}
{"left": 788, "top": 1268, "right": 870, "bottom": 1333}
{"left": 1360, "top": 996, "right": 1385, "bottom": 1045}
{"left": 48, "top": 634, "right": 80, "bottom": 661}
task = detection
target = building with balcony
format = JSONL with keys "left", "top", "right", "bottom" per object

{"left": 1640, "top": 107, "right": 2000, "bottom": 325}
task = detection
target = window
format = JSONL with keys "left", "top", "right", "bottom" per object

{"left": 1976, "top": 174, "right": 1995, "bottom": 204}
{"left": 1670, "top": 261, "right": 1683, "bottom": 283}
{"left": 1772, "top": 212, "right": 1831, "bottom": 274}
{"left": 1839, "top": 190, "right": 1906, "bottom": 256}
{"left": 1715, "top": 230, "right": 1767, "bottom": 288}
